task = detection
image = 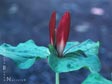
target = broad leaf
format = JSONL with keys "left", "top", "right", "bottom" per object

{"left": 82, "top": 73, "right": 112, "bottom": 84}
{"left": 64, "top": 41, "right": 79, "bottom": 53}
{"left": 0, "top": 40, "right": 50, "bottom": 69}
{"left": 64, "top": 39, "right": 99, "bottom": 56}
{"left": 48, "top": 40, "right": 101, "bottom": 73}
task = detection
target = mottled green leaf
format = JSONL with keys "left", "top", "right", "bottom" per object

{"left": 0, "top": 40, "right": 50, "bottom": 69}
{"left": 82, "top": 73, "right": 112, "bottom": 84}
{"left": 64, "top": 41, "right": 79, "bottom": 53}
{"left": 64, "top": 39, "right": 99, "bottom": 56}
{"left": 48, "top": 40, "right": 101, "bottom": 73}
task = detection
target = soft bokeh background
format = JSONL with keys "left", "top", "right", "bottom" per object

{"left": 0, "top": 0, "right": 112, "bottom": 84}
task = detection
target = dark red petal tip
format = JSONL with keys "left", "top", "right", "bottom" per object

{"left": 49, "top": 11, "right": 56, "bottom": 45}
{"left": 56, "top": 11, "right": 71, "bottom": 56}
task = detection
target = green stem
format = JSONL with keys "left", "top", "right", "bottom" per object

{"left": 56, "top": 73, "right": 60, "bottom": 84}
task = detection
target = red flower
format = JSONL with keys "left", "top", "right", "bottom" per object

{"left": 49, "top": 11, "right": 71, "bottom": 56}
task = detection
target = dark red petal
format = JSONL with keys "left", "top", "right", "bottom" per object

{"left": 56, "top": 11, "right": 70, "bottom": 56}
{"left": 49, "top": 11, "right": 56, "bottom": 45}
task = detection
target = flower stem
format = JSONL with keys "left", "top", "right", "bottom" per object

{"left": 56, "top": 73, "right": 60, "bottom": 84}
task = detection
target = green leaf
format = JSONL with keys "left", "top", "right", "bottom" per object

{"left": 48, "top": 40, "right": 101, "bottom": 73}
{"left": 64, "top": 39, "right": 100, "bottom": 56}
{"left": 82, "top": 73, "right": 112, "bottom": 84}
{"left": 64, "top": 41, "right": 79, "bottom": 53}
{"left": 0, "top": 40, "right": 50, "bottom": 69}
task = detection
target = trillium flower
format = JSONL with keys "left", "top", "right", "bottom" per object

{"left": 48, "top": 11, "right": 101, "bottom": 73}
{"left": 49, "top": 11, "right": 70, "bottom": 56}
{"left": 0, "top": 11, "right": 101, "bottom": 74}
